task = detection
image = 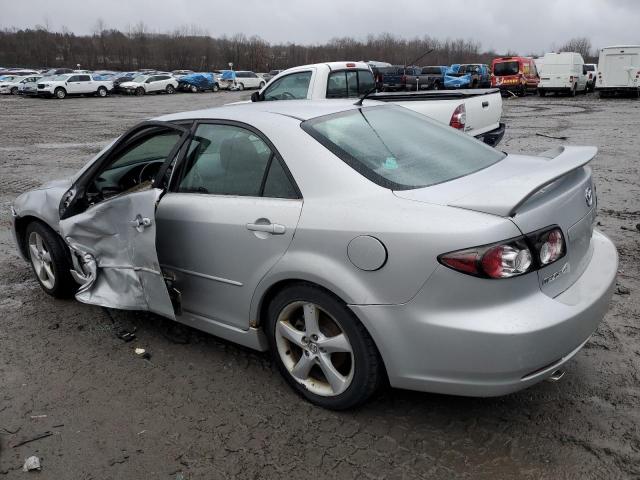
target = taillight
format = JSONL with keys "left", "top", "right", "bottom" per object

{"left": 569, "top": 76, "right": 574, "bottom": 82}
{"left": 438, "top": 226, "right": 566, "bottom": 279}
{"left": 449, "top": 104, "right": 466, "bottom": 130}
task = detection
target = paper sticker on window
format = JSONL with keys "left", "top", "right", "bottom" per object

{"left": 383, "top": 157, "right": 398, "bottom": 170}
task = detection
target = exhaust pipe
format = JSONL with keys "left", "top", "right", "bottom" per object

{"left": 547, "top": 369, "right": 565, "bottom": 382}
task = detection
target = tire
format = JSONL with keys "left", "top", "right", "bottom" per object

{"left": 570, "top": 85, "right": 577, "bottom": 97}
{"left": 212, "top": 83, "right": 220, "bottom": 92}
{"left": 237, "top": 82, "right": 245, "bottom": 91}
{"left": 259, "top": 81, "right": 266, "bottom": 88}
{"left": 538, "top": 89, "right": 546, "bottom": 97}
{"left": 433, "top": 81, "right": 441, "bottom": 90}
{"left": 10, "top": 87, "right": 18, "bottom": 95}
{"left": 166, "top": 84, "right": 175, "bottom": 94}
{"left": 25, "top": 221, "right": 76, "bottom": 298}
{"left": 97, "top": 86, "right": 107, "bottom": 97}
{"left": 135, "top": 87, "right": 145, "bottom": 96}
{"left": 266, "top": 283, "right": 383, "bottom": 410}
{"left": 54, "top": 87, "right": 66, "bottom": 99}
{"left": 190, "top": 85, "right": 198, "bottom": 93}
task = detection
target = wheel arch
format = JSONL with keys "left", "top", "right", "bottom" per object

{"left": 14, "top": 214, "right": 63, "bottom": 260}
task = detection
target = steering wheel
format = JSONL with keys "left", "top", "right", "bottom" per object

{"left": 280, "top": 91, "right": 296, "bottom": 100}
{"left": 137, "top": 162, "right": 160, "bottom": 185}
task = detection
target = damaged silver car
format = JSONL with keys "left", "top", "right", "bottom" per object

{"left": 12, "top": 101, "right": 618, "bottom": 409}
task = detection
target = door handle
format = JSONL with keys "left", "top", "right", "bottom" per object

{"left": 130, "top": 214, "right": 152, "bottom": 232}
{"left": 246, "top": 222, "right": 286, "bottom": 235}
{"left": 482, "top": 101, "right": 489, "bottom": 108}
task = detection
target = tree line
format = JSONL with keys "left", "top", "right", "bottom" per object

{"left": 0, "top": 24, "right": 596, "bottom": 72}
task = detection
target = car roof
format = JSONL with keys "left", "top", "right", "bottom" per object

{"left": 156, "top": 99, "right": 385, "bottom": 123}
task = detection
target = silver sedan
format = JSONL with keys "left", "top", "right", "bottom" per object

{"left": 11, "top": 100, "right": 618, "bottom": 409}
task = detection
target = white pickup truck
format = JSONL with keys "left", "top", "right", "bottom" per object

{"left": 37, "top": 73, "right": 114, "bottom": 99}
{"left": 249, "top": 62, "right": 505, "bottom": 146}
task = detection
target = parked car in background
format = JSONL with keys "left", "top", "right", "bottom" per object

{"left": 112, "top": 73, "right": 136, "bottom": 93}
{"left": 234, "top": 71, "right": 266, "bottom": 90}
{"left": 595, "top": 45, "right": 640, "bottom": 98}
{"left": 119, "top": 74, "right": 178, "bottom": 96}
{"left": 584, "top": 64, "right": 597, "bottom": 92}
{"left": 491, "top": 56, "right": 540, "bottom": 96}
{"left": 177, "top": 73, "right": 220, "bottom": 93}
{"left": 41, "top": 68, "right": 74, "bottom": 77}
{"left": 0, "top": 75, "right": 36, "bottom": 94}
{"left": 37, "top": 73, "right": 114, "bottom": 99}
{"left": 262, "top": 69, "right": 283, "bottom": 82}
{"left": 18, "top": 75, "right": 43, "bottom": 96}
{"left": 11, "top": 100, "right": 616, "bottom": 410}
{"left": 404, "top": 66, "right": 447, "bottom": 91}
{"left": 371, "top": 65, "right": 407, "bottom": 91}
{"left": 538, "top": 52, "right": 588, "bottom": 97}
{"left": 250, "top": 61, "right": 505, "bottom": 146}
{"left": 172, "top": 70, "right": 194, "bottom": 79}
{"left": 445, "top": 64, "right": 491, "bottom": 89}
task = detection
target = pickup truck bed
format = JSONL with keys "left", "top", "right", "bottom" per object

{"left": 368, "top": 88, "right": 504, "bottom": 145}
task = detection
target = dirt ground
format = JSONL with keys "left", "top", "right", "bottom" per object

{"left": 0, "top": 90, "right": 638, "bottom": 480}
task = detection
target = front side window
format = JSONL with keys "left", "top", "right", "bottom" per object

{"left": 68, "top": 75, "right": 80, "bottom": 82}
{"left": 263, "top": 71, "right": 312, "bottom": 100}
{"left": 177, "top": 124, "right": 297, "bottom": 197}
{"left": 302, "top": 105, "right": 505, "bottom": 190}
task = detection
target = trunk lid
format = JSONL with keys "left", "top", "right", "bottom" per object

{"left": 394, "top": 146, "right": 597, "bottom": 296}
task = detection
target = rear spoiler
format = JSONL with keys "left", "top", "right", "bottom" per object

{"left": 449, "top": 146, "right": 597, "bottom": 217}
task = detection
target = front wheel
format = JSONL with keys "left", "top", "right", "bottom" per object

{"left": 11, "top": 87, "right": 18, "bottom": 95}
{"left": 190, "top": 85, "right": 198, "bottom": 93}
{"left": 266, "top": 284, "right": 383, "bottom": 410}
{"left": 212, "top": 83, "right": 220, "bottom": 92}
{"left": 25, "top": 222, "right": 76, "bottom": 298}
{"left": 54, "top": 87, "right": 66, "bottom": 99}
{"left": 166, "top": 84, "right": 176, "bottom": 94}
{"left": 135, "top": 87, "right": 145, "bottom": 96}
{"left": 237, "top": 82, "right": 245, "bottom": 91}
{"left": 259, "top": 81, "right": 266, "bottom": 89}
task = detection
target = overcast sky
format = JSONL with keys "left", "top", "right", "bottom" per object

{"left": 3, "top": 0, "right": 639, "bottom": 54}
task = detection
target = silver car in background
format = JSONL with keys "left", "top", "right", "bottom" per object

{"left": 11, "top": 100, "right": 617, "bottom": 409}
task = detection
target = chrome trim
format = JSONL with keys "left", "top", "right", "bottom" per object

{"left": 160, "top": 264, "right": 243, "bottom": 286}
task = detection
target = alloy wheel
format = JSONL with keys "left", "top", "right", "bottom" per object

{"left": 275, "top": 301, "right": 354, "bottom": 397}
{"left": 28, "top": 231, "right": 55, "bottom": 289}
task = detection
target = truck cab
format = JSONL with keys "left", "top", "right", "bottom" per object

{"left": 491, "top": 56, "right": 539, "bottom": 96}
{"left": 537, "top": 52, "right": 588, "bottom": 97}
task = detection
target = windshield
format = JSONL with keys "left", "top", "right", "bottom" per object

{"left": 132, "top": 75, "right": 148, "bottom": 83}
{"left": 301, "top": 105, "right": 505, "bottom": 190}
{"left": 493, "top": 61, "right": 520, "bottom": 76}
{"left": 458, "top": 65, "right": 481, "bottom": 74}
{"left": 585, "top": 64, "right": 596, "bottom": 71}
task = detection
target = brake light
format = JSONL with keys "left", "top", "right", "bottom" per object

{"left": 438, "top": 226, "right": 566, "bottom": 279}
{"left": 346, "top": 63, "right": 356, "bottom": 68}
{"left": 449, "top": 104, "right": 466, "bottom": 130}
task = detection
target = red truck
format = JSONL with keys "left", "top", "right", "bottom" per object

{"left": 490, "top": 56, "right": 539, "bottom": 96}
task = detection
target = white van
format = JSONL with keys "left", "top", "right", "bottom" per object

{"left": 595, "top": 45, "right": 640, "bottom": 98}
{"left": 537, "top": 52, "right": 588, "bottom": 97}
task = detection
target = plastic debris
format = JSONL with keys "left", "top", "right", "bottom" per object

{"left": 22, "top": 456, "right": 41, "bottom": 472}
{"left": 616, "top": 284, "right": 631, "bottom": 295}
{"left": 135, "top": 348, "right": 151, "bottom": 360}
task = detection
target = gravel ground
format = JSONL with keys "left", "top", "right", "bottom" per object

{"left": 0, "top": 91, "right": 639, "bottom": 479}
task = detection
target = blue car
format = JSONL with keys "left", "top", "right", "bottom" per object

{"left": 444, "top": 64, "right": 491, "bottom": 89}
{"left": 177, "top": 72, "right": 220, "bottom": 93}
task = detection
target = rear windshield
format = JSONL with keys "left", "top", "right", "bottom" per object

{"left": 301, "top": 105, "right": 504, "bottom": 190}
{"left": 584, "top": 64, "right": 596, "bottom": 71}
{"left": 422, "top": 66, "right": 443, "bottom": 74}
{"left": 493, "top": 61, "right": 520, "bottom": 76}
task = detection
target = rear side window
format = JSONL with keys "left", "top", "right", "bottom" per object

{"left": 326, "top": 70, "right": 375, "bottom": 98}
{"left": 302, "top": 105, "right": 505, "bottom": 190}
{"left": 79, "top": 75, "right": 91, "bottom": 82}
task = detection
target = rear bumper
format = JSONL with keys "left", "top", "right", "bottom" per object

{"left": 475, "top": 122, "right": 505, "bottom": 147}
{"left": 538, "top": 86, "right": 572, "bottom": 93}
{"left": 350, "top": 230, "right": 617, "bottom": 397}
{"left": 596, "top": 86, "right": 639, "bottom": 92}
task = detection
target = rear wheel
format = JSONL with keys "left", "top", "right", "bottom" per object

{"left": 212, "top": 83, "right": 220, "bottom": 92}
{"left": 135, "top": 87, "right": 145, "bottom": 96}
{"left": 166, "top": 84, "right": 175, "bottom": 94}
{"left": 190, "top": 85, "right": 198, "bottom": 93}
{"left": 54, "top": 87, "right": 66, "bottom": 99}
{"left": 237, "top": 82, "right": 245, "bottom": 91}
{"left": 10, "top": 86, "right": 18, "bottom": 95}
{"left": 570, "top": 84, "right": 577, "bottom": 97}
{"left": 25, "top": 222, "right": 76, "bottom": 298}
{"left": 259, "top": 81, "right": 266, "bottom": 88}
{"left": 266, "top": 284, "right": 383, "bottom": 410}
{"left": 433, "top": 81, "right": 441, "bottom": 90}
{"left": 97, "top": 86, "right": 107, "bottom": 97}
{"left": 538, "top": 89, "right": 546, "bottom": 97}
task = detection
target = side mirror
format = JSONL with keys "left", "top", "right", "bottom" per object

{"left": 250, "top": 91, "right": 261, "bottom": 102}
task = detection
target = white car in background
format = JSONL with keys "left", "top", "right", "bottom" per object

{"left": 234, "top": 71, "right": 266, "bottom": 90}
{"left": 118, "top": 74, "right": 178, "bottom": 96}
{"left": 584, "top": 64, "right": 598, "bottom": 91}
{"left": 0, "top": 75, "right": 31, "bottom": 94}
{"left": 37, "top": 73, "right": 114, "bottom": 99}
{"left": 17, "top": 75, "right": 43, "bottom": 95}
{"left": 537, "top": 52, "right": 588, "bottom": 97}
